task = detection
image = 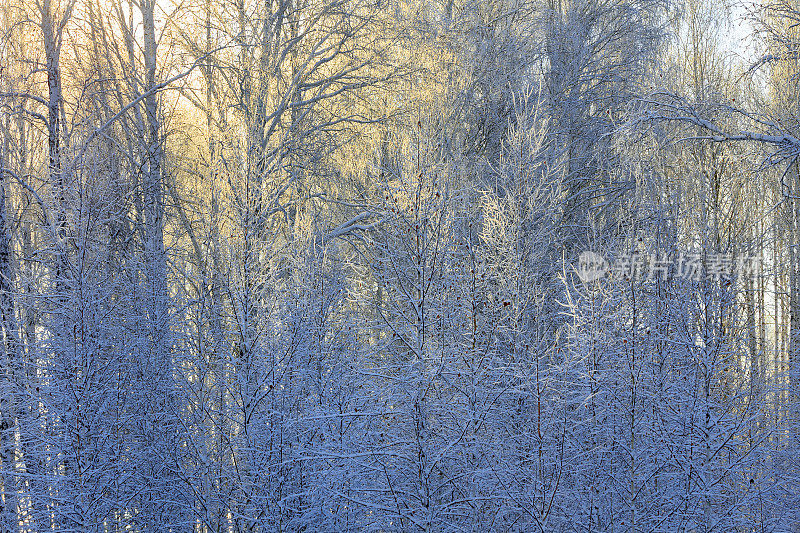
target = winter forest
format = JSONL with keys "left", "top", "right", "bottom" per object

{"left": 3, "top": 0, "right": 800, "bottom": 529}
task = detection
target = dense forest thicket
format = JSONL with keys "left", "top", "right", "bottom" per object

{"left": 1, "top": 0, "right": 800, "bottom": 530}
